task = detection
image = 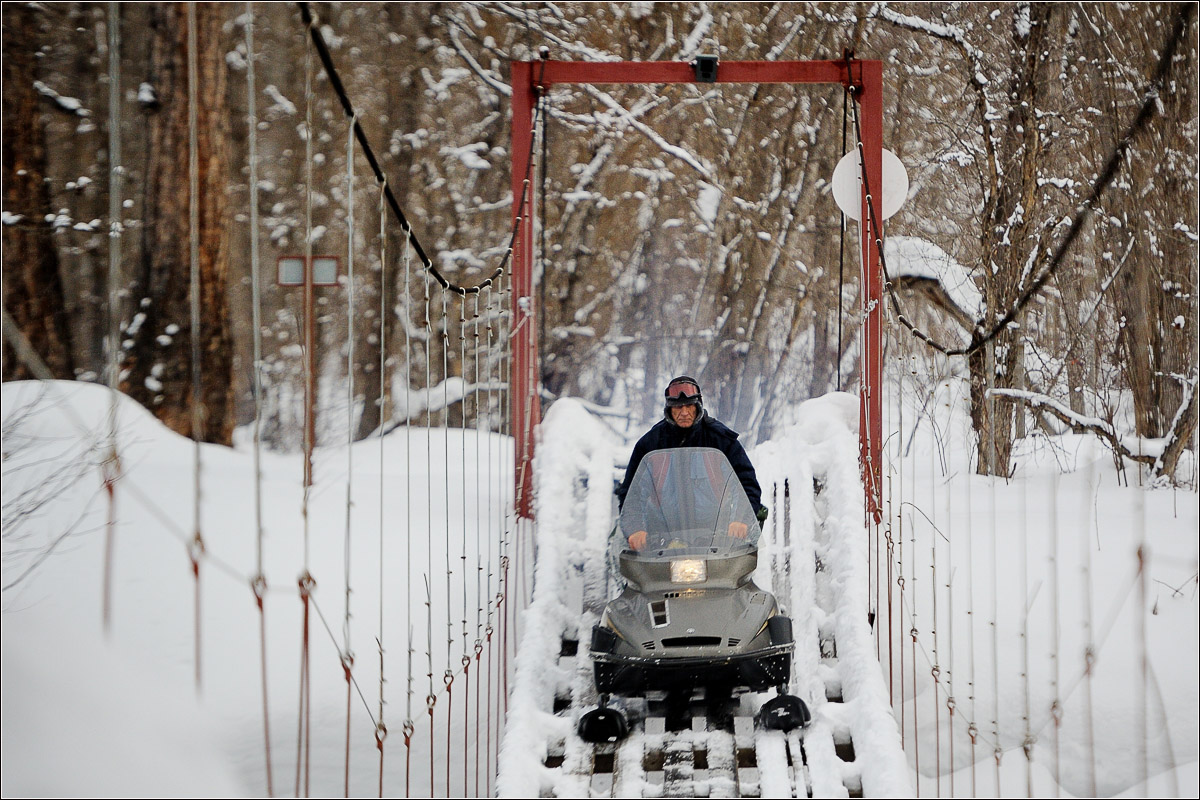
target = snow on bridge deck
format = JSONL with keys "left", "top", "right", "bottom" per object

{"left": 497, "top": 395, "right": 910, "bottom": 797}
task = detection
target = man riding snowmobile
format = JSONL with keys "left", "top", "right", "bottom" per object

{"left": 616, "top": 376, "right": 767, "bottom": 550}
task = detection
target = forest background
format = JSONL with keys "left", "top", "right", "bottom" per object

{"left": 3, "top": 1, "right": 1197, "bottom": 482}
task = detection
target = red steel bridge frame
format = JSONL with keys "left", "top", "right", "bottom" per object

{"left": 511, "top": 59, "right": 884, "bottom": 523}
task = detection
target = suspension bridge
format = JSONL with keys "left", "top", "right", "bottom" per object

{"left": 2, "top": 3, "right": 1196, "bottom": 799}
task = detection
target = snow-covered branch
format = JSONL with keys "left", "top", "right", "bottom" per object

{"left": 582, "top": 85, "right": 716, "bottom": 182}
{"left": 445, "top": 22, "right": 512, "bottom": 98}
{"left": 33, "top": 81, "right": 90, "bottom": 118}
{"left": 1153, "top": 373, "right": 1199, "bottom": 478}
{"left": 379, "top": 377, "right": 508, "bottom": 435}
{"left": 871, "top": 4, "right": 1000, "bottom": 194}
{"left": 483, "top": 2, "right": 621, "bottom": 62}
{"left": 990, "top": 385, "right": 1198, "bottom": 480}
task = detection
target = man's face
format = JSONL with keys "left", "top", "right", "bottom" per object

{"left": 671, "top": 404, "right": 698, "bottom": 428}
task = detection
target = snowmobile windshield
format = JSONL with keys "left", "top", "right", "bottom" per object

{"left": 618, "top": 447, "right": 760, "bottom": 555}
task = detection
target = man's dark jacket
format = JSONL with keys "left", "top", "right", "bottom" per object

{"left": 616, "top": 413, "right": 763, "bottom": 512}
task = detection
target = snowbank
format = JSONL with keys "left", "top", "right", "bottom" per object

{"left": 753, "top": 391, "right": 912, "bottom": 797}
{"left": 496, "top": 398, "right": 622, "bottom": 797}
{"left": 2, "top": 380, "right": 516, "bottom": 796}
{"left": 883, "top": 364, "right": 1199, "bottom": 797}
{"left": 2, "top": 608, "right": 246, "bottom": 796}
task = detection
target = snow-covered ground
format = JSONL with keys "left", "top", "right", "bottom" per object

{"left": 881, "top": 368, "right": 1199, "bottom": 798}
{"left": 2, "top": 377, "right": 1197, "bottom": 797}
{"left": 2, "top": 379, "right": 513, "bottom": 796}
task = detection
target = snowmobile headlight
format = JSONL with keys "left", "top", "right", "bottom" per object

{"left": 670, "top": 558, "right": 707, "bottom": 584}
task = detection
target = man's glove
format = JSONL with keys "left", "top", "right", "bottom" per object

{"left": 756, "top": 505, "right": 769, "bottom": 524}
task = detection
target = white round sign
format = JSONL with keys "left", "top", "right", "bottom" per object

{"left": 832, "top": 148, "right": 909, "bottom": 222}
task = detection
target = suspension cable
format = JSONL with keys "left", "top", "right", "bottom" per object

{"left": 836, "top": 83, "right": 847, "bottom": 392}
{"left": 423, "top": 267, "right": 436, "bottom": 798}
{"left": 376, "top": 180, "right": 389, "bottom": 798}
{"left": 472, "top": 291, "right": 484, "bottom": 799}
{"left": 484, "top": 282, "right": 498, "bottom": 796}
{"left": 896, "top": 349, "right": 906, "bottom": 751}
{"left": 458, "top": 295, "right": 471, "bottom": 797}
{"left": 1050, "top": 468, "right": 1063, "bottom": 797}
{"left": 296, "top": 12, "right": 315, "bottom": 794}
{"left": 295, "top": 2, "right": 543, "bottom": 297}
{"left": 244, "top": 4, "right": 274, "bottom": 793}
{"left": 102, "top": 0, "right": 123, "bottom": 637}
{"left": 928, "top": 427, "right": 941, "bottom": 797}
{"left": 909, "top": 384, "right": 920, "bottom": 794}
{"left": 425, "top": 575, "right": 435, "bottom": 798}
{"left": 308, "top": 594, "right": 381, "bottom": 728}
{"left": 945, "top": 381, "right": 958, "bottom": 796}
{"left": 962, "top": 376, "right": 979, "bottom": 797}
{"left": 441, "top": 288, "right": 454, "bottom": 798}
{"left": 500, "top": 267, "right": 513, "bottom": 715}
{"left": 185, "top": 0, "right": 206, "bottom": 695}
{"left": 1081, "top": 456, "right": 1098, "bottom": 796}
{"left": 301, "top": 8, "right": 316, "bottom": 493}
{"left": 342, "top": 107, "right": 358, "bottom": 800}
{"left": 988, "top": 350, "right": 1002, "bottom": 793}
{"left": 399, "top": 184, "right": 415, "bottom": 800}
{"left": 1021, "top": 436, "right": 1034, "bottom": 797}
{"left": 843, "top": 6, "right": 1195, "bottom": 359}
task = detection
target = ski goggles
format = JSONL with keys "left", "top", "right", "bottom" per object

{"left": 665, "top": 382, "right": 701, "bottom": 402}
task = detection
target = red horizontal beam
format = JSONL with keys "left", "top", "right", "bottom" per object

{"left": 538, "top": 59, "right": 854, "bottom": 87}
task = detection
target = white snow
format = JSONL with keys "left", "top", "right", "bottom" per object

{"left": 262, "top": 85, "right": 296, "bottom": 116}
{"left": 388, "top": 376, "right": 507, "bottom": 425}
{"left": 496, "top": 398, "right": 621, "bottom": 797}
{"left": 628, "top": 2, "right": 654, "bottom": 22}
{"left": 677, "top": 7, "right": 714, "bottom": 62}
{"left": 885, "top": 235, "right": 984, "bottom": 320}
{"left": 2, "top": 609, "right": 244, "bottom": 797}
{"left": 440, "top": 142, "right": 491, "bottom": 170}
{"left": 696, "top": 181, "right": 722, "bottom": 225}
{"left": 884, "top": 364, "right": 1198, "bottom": 797}
{"left": 752, "top": 392, "right": 913, "bottom": 796}
{"left": 2, "top": 380, "right": 514, "bottom": 796}
{"left": 34, "top": 80, "right": 88, "bottom": 116}
{"left": 2, "top": 373, "right": 1195, "bottom": 798}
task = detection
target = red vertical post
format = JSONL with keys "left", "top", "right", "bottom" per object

{"left": 857, "top": 61, "right": 884, "bottom": 523}
{"left": 510, "top": 62, "right": 538, "bottom": 519}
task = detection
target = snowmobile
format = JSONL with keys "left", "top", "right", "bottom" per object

{"left": 578, "top": 447, "right": 810, "bottom": 743}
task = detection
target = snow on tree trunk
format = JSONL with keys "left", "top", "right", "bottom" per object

{"left": 2, "top": 5, "right": 76, "bottom": 382}
{"left": 121, "top": 3, "right": 233, "bottom": 445}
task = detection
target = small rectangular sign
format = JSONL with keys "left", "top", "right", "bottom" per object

{"left": 277, "top": 256, "right": 340, "bottom": 287}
